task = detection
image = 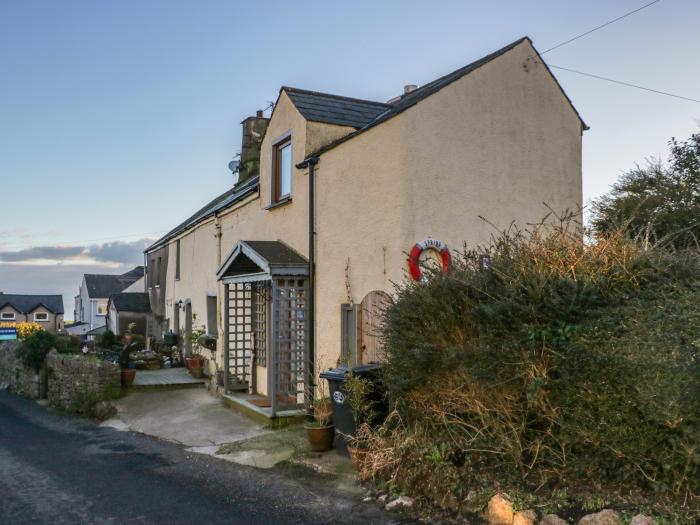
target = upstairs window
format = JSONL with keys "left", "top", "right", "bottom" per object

{"left": 272, "top": 137, "right": 292, "bottom": 203}
{"left": 34, "top": 312, "right": 49, "bottom": 322}
{"left": 97, "top": 302, "right": 107, "bottom": 316}
{"left": 1, "top": 312, "right": 16, "bottom": 321}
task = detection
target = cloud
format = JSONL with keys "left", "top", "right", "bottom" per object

{"left": 86, "top": 239, "right": 150, "bottom": 264}
{"left": 0, "top": 239, "right": 152, "bottom": 265}
{"left": 0, "top": 245, "right": 85, "bottom": 262}
{"left": 0, "top": 238, "right": 154, "bottom": 319}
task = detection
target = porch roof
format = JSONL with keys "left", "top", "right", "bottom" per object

{"left": 216, "top": 241, "right": 308, "bottom": 282}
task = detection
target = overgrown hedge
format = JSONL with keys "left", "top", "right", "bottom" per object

{"left": 362, "top": 223, "right": 699, "bottom": 519}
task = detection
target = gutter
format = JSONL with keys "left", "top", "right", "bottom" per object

{"left": 296, "top": 155, "right": 319, "bottom": 421}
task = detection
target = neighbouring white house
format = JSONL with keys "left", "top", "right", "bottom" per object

{"left": 74, "top": 267, "right": 144, "bottom": 331}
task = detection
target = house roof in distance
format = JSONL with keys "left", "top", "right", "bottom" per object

{"left": 0, "top": 294, "right": 64, "bottom": 314}
{"left": 84, "top": 267, "right": 145, "bottom": 299}
{"left": 109, "top": 293, "right": 151, "bottom": 313}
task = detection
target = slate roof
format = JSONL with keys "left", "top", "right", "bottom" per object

{"left": 217, "top": 240, "right": 308, "bottom": 280}
{"left": 86, "top": 325, "right": 106, "bottom": 336}
{"left": 84, "top": 267, "right": 145, "bottom": 299}
{"left": 283, "top": 87, "right": 390, "bottom": 129}
{"left": 244, "top": 241, "right": 308, "bottom": 266}
{"left": 109, "top": 293, "right": 151, "bottom": 313}
{"left": 0, "top": 294, "right": 64, "bottom": 314}
{"left": 145, "top": 176, "right": 259, "bottom": 253}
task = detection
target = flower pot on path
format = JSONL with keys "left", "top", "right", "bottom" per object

{"left": 121, "top": 369, "right": 136, "bottom": 387}
{"left": 304, "top": 424, "right": 335, "bottom": 452}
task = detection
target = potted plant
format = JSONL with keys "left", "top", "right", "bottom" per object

{"left": 123, "top": 322, "right": 137, "bottom": 344}
{"left": 344, "top": 370, "right": 376, "bottom": 469}
{"left": 304, "top": 381, "right": 334, "bottom": 452}
{"left": 185, "top": 325, "right": 206, "bottom": 371}
{"left": 119, "top": 324, "right": 138, "bottom": 386}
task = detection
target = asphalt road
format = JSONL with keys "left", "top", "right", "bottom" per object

{"left": 0, "top": 391, "right": 404, "bottom": 525}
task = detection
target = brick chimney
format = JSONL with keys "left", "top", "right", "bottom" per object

{"left": 236, "top": 110, "right": 270, "bottom": 187}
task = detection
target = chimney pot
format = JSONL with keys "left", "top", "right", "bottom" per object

{"left": 404, "top": 84, "right": 418, "bottom": 95}
{"left": 256, "top": 109, "right": 263, "bottom": 118}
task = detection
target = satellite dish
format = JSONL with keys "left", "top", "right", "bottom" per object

{"left": 228, "top": 160, "right": 240, "bottom": 174}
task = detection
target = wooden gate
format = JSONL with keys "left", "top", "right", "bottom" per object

{"left": 358, "top": 290, "right": 390, "bottom": 364}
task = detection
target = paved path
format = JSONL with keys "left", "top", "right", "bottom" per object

{"left": 104, "top": 388, "right": 267, "bottom": 453}
{"left": 0, "top": 391, "right": 405, "bottom": 525}
{"left": 132, "top": 368, "right": 205, "bottom": 387}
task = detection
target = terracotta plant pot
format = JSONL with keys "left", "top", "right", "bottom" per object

{"left": 121, "top": 368, "right": 136, "bottom": 387}
{"left": 304, "top": 424, "right": 335, "bottom": 452}
{"left": 186, "top": 356, "right": 203, "bottom": 370}
{"left": 190, "top": 366, "right": 204, "bottom": 379}
{"left": 347, "top": 445, "right": 369, "bottom": 471}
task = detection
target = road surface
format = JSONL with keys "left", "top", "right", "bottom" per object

{"left": 0, "top": 391, "right": 403, "bottom": 525}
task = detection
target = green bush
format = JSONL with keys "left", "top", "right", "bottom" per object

{"left": 54, "top": 334, "right": 81, "bottom": 354}
{"left": 367, "top": 223, "right": 699, "bottom": 518}
{"left": 17, "top": 330, "right": 56, "bottom": 371}
{"left": 99, "top": 330, "right": 115, "bottom": 349}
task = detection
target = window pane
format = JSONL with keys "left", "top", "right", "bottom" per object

{"left": 279, "top": 142, "right": 291, "bottom": 197}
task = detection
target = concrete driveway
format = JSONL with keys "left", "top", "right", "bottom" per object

{"left": 103, "top": 388, "right": 268, "bottom": 454}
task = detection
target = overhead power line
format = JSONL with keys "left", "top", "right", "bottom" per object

{"left": 545, "top": 63, "right": 700, "bottom": 104}
{"left": 541, "top": 0, "right": 662, "bottom": 55}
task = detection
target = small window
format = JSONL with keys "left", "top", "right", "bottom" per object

{"left": 96, "top": 302, "right": 107, "bottom": 316}
{"left": 1, "top": 312, "right": 16, "bottom": 321}
{"left": 272, "top": 137, "right": 292, "bottom": 202}
{"left": 34, "top": 312, "right": 49, "bottom": 322}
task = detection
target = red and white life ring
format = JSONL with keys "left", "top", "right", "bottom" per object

{"left": 408, "top": 238, "right": 451, "bottom": 281}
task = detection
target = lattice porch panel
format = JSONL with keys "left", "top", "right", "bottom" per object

{"left": 227, "top": 282, "right": 253, "bottom": 387}
{"left": 272, "top": 278, "right": 308, "bottom": 408}
{"left": 253, "top": 282, "right": 269, "bottom": 367}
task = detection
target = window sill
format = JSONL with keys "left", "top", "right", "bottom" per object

{"left": 265, "top": 196, "right": 292, "bottom": 211}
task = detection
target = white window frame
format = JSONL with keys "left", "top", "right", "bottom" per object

{"left": 96, "top": 302, "right": 108, "bottom": 316}
{"left": 270, "top": 131, "right": 293, "bottom": 206}
{"left": 33, "top": 312, "right": 49, "bottom": 322}
{"left": 1, "top": 312, "right": 16, "bottom": 321}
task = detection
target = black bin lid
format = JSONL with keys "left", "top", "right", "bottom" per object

{"left": 320, "top": 363, "right": 383, "bottom": 380}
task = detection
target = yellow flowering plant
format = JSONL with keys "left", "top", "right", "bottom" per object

{"left": 17, "top": 322, "right": 44, "bottom": 341}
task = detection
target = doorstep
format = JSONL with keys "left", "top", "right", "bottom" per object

{"left": 222, "top": 392, "right": 305, "bottom": 428}
{"left": 128, "top": 368, "right": 206, "bottom": 391}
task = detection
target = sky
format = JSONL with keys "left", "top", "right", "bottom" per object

{"left": 0, "top": 0, "right": 698, "bottom": 319}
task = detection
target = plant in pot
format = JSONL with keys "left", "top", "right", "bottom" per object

{"left": 119, "top": 323, "right": 139, "bottom": 386}
{"left": 344, "top": 370, "right": 376, "bottom": 470}
{"left": 186, "top": 325, "right": 206, "bottom": 377}
{"left": 304, "top": 380, "right": 334, "bottom": 452}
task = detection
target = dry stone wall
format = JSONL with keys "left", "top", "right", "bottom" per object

{"left": 46, "top": 351, "right": 120, "bottom": 410}
{"left": 0, "top": 341, "right": 41, "bottom": 398}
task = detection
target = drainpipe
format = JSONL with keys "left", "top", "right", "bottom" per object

{"left": 298, "top": 155, "right": 319, "bottom": 421}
